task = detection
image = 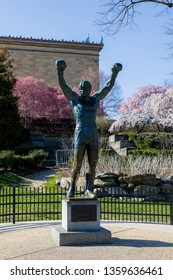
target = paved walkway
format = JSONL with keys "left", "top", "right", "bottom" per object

{"left": 0, "top": 221, "right": 173, "bottom": 260}
{"left": 23, "top": 168, "right": 58, "bottom": 188}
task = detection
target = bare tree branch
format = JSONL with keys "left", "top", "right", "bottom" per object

{"left": 99, "top": 70, "right": 123, "bottom": 118}
{"left": 165, "top": 19, "right": 173, "bottom": 58}
{"left": 97, "top": 0, "right": 173, "bottom": 35}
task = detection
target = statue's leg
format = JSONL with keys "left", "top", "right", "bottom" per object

{"left": 84, "top": 148, "right": 98, "bottom": 198}
{"left": 87, "top": 148, "right": 98, "bottom": 190}
{"left": 67, "top": 147, "right": 85, "bottom": 198}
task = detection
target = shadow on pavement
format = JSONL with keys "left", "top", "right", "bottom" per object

{"left": 111, "top": 237, "right": 173, "bottom": 248}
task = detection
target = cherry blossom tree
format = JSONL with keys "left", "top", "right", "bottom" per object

{"left": 13, "top": 76, "right": 73, "bottom": 128}
{"left": 109, "top": 108, "right": 156, "bottom": 134}
{"left": 14, "top": 71, "right": 121, "bottom": 135}
{"left": 143, "top": 86, "right": 173, "bottom": 130}
{"left": 119, "top": 85, "right": 168, "bottom": 113}
{"left": 109, "top": 85, "right": 172, "bottom": 133}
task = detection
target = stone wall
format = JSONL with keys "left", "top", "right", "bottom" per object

{"left": 0, "top": 36, "right": 103, "bottom": 88}
{"left": 59, "top": 173, "right": 173, "bottom": 202}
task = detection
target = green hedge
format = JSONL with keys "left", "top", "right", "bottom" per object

{"left": 0, "top": 150, "right": 15, "bottom": 170}
{"left": 0, "top": 149, "right": 48, "bottom": 170}
{"left": 121, "top": 132, "right": 173, "bottom": 150}
{"left": 128, "top": 148, "right": 173, "bottom": 157}
{"left": 111, "top": 132, "right": 173, "bottom": 157}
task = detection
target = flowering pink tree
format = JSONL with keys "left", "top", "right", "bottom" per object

{"left": 109, "top": 109, "right": 155, "bottom": 133}
{"left": 119, "top": 85, "right": 167, "bottom": 114}
{"left": 110, "top": 85, "right": 171, "bottom": 134}
{"left": 13, "top": 76, "right": 73, "bottom": 128}
{"left": 143, "top": 87, "right": 173, "bottom": 130}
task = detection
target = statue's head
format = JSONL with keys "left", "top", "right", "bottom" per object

{"left": 79, "top": 80, "right": 92, "bottom": 98}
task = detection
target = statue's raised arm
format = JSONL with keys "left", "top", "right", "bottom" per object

{"left": 95, "top": 63, "right": 122, "bottom": 100}
{"left": 56, "top": 60, "right": 78, "bottom": 100}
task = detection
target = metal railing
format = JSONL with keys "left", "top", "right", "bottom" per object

{"left": 0, "top": 186, "right": 173, "bottom": 225}
{"left": 0, "top": 186, "right": 63, "bottom": 224}
{"left": 55, "top": 149, "right": 73, "bottom": 167}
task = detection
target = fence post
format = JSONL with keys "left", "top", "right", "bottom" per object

{"left": 170, "top": 194, "right": 173, "bottom": 225}
{"left": 12, "top": 187, "right": 16, "bottom": 224}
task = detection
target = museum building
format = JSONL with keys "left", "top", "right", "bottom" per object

{"left": 0, "top": 35, "right": 103, "bottom": 88}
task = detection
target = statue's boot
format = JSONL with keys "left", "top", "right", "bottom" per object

{"left": 66, "top": 186, "right": 75, "bottom": 198}
{"left": 84, "top": 173, "right": 96, "bottom": 198}
{"left": 84, "top": 189, "right": 96, "bottom": 198}
{"left": 66, "top": 177, "right": 76, "bottom": 198}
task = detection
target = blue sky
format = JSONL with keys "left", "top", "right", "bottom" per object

{"left": 0, "top": 0, "right": 173, "bottom": 99}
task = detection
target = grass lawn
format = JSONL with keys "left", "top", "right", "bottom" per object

{"left": 0, "top": 169, "right": 60, "bottom": 188}
{"left": 0, "top": 169, "right": 66, "bottom": 223}
{"left": 0, "top": 171, "right": 27, "bottom": 188}
{"left": 100, "top": 197, "right": 171, "bottom": 224}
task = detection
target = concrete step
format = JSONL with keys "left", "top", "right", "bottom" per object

{"left": 109, "top": 134, "right": 129, "bottom": 144}
{"left": 110, "top": 140, "right": 135, "bottom": 150}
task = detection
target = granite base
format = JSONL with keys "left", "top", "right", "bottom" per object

{"left": 52, "top": 225, "right": 112, "bottom": 246}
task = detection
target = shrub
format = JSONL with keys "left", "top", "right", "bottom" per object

{"left": 0, "top": 149, "right": 48, "bottom": 170}
{"left": 27, "top": 149, "right": 48, "bottom": 168}
{"left": 122, "top": 132, "right": 173, "bottom": 150}
{"left": 0, "top": 48, "right": 21, "bottom": 149}
{"left": 0, "top": 150, "right": 15, "bottom": 170}
{"left": 128, "top": 148, "right": 163, "bottom": 156}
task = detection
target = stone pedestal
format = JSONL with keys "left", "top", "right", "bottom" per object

{"left": 62, "top": 198, "right": 100, "bottom": 231}
{"left": 52, "top": 225, "right": 111, "bottom": 246}
{"left": 52, "top": 198, "right": 112, "bottom": 246}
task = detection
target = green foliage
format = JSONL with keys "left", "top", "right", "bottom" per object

{"left": 44, "top": 173, "right": 60, "bottom": 188}
{"left": 0, "top": 47, "right": 16, "bottom": 96}
{"left": 0, "top": 47, "right": 21, "bottom": 149}
{"left": 123, "top": 132, "right": 173, "bottom": 150}
{"left": 0, "top": 172, "right": 26, "bottom": 188}
{"left": 127, "top": 148, "right": 173, "bottom": 157}
{"left": 27, "top": 149, "right": 48, "bottom": 168}
{"left": 0, "top": 150, "right": 15, "bottom": 170}
{"left": 134, "top": 133, "right": 162, "bottom": 149}
{"left": 0, "top": 149, "right": 48, "bottom": 170}
{"left": 0, "top": 95, "right": 21, "bottom": 149}
{"left": 128, "top": 148, "right": 163, "bottom": 157}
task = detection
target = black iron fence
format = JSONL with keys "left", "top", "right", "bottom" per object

{"left": 0, "top": 185, "right": 173, "bottom": 225}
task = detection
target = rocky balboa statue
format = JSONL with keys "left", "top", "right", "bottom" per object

{"left": 56, "top": 59, "right": 122, "bottom": 198}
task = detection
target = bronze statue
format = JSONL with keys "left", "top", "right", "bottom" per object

{"left": 56, "top": 60, "right": 122, "bottom": 198}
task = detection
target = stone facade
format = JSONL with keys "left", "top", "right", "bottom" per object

{"left": 0, "top": 36, "right": 103, "bottom": 88}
